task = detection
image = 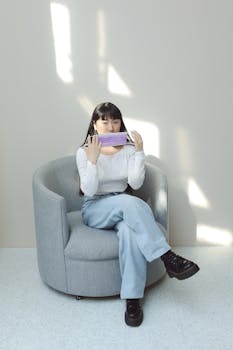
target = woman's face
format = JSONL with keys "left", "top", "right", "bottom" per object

{"left": 94, "top": 117, "right": 121, "bottom": 134}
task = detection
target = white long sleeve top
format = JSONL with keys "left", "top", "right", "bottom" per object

{"left": 76, "top": 145, "right": 145, "bottom": 197}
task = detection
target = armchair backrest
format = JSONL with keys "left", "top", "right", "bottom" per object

{"left": 33, "top": 155, "right": 168, "bottom": 231}
{"left": 134, "top": 161, "right": 168, "bottom": 231}
{"left": 33, "top": 155, "right": 82, "bottom": 212}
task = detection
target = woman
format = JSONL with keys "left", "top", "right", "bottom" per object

{"left": 76, "top": 102, "right": 199, "bottom": 327}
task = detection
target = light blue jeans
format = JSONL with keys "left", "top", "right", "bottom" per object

{"left": 81, "top": 192, "right": 171, "bottom": 299}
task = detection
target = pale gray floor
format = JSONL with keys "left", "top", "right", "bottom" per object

{"left": 0, "top": 247, "right": 233, "bottom": 350}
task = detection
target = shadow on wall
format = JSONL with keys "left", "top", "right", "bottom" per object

{"left": 168, "top": 185, "right": 197, "bottom": 246}
{"left": 145, "top": 154, "right": 233, "bottom": 247}
{"left": 145, "top": 155, "right": 197, "bottom": 246}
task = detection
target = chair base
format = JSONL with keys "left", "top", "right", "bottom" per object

{"left": 40, "top": 257, "right": 166, "bottom": 297}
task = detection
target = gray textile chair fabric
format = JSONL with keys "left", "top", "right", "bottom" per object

{"left": 32, "top": 155, "right": 169, "bottom": 297}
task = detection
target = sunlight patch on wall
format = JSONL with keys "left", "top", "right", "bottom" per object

{"left": 108, "top": 65, "right": 132, "bottom": 97}
{"left": 188, "top": 178, "right": 210, "bottom": 209}
{"left": 77, "top": 95, "right": 95, "bottom": 115}
{"left": 50, "top": 3, "right": 73, "bottom": 83}
{"left": 197, "top": 224, "right": 232, "bottom": 245}
{"left": 124, "top": 118, "right": 160, "bottom": 157}
{"left": 97, "top": 9, "right": 106, "bottom": 78}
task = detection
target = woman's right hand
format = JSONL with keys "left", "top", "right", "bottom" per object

{"left": 85, "top": 135, "right": 102, "bottom": 164}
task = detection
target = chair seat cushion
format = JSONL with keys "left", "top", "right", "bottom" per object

{"left": 64, "top": 211, "right": 119, "bottom": 261}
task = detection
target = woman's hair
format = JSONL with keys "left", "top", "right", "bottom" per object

{"left": 80, "top": 102, "right": 133, "bottom": 146}
{"left": 79, "top": 102, "right": 134, "bottom": 195}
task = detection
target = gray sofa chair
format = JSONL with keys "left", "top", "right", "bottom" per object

{"left": 32, "top": 155, "right": 169, "bottom": 297}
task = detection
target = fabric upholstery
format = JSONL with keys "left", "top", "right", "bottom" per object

{"left": 32, "top": 155, "right": 169, "bottom": 297}
{"left": 65, "top": 211, "right": 119, "bottom": 261}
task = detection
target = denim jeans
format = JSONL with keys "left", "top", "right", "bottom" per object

{"left": 81, "top": 193, "right": 171, "bottom": 299}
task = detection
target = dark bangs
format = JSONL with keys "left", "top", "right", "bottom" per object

{"left": 93, "top": 102, "right": 122, "bottom": 122}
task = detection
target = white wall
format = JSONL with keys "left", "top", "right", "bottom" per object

{"left": 1, "top": 0, "right": 233, "bottom": 247}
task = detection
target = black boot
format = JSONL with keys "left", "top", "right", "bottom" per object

{"left": 161, "top": 250, "right": 200, "bottom": 280}
{"left": 125, "top": 299, "right": 143, "bottom": 327}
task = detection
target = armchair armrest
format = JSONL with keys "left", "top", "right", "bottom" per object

{"left": 134, "top": 161, "right": 169, "bottom": 241}
{"left": 32, "top": 172, "right": 69, "bottom": 292}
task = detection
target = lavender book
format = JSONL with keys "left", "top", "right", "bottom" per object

{"left": 98, "top": 132, "right": 128, "bottom": 147}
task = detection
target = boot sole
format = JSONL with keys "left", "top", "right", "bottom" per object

{"left": 167, "top": 264, "right": 200, "bottom": 280}
{"left": 125, "top": 311, "right": 143, "bottom": 327}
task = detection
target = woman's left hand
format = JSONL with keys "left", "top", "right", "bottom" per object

{"left": 131, "top": 130, "right": 144, "bottom": 152}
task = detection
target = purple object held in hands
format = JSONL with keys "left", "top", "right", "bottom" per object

{"left": 98, "top": 132, "right": 128, "bottom": 147}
